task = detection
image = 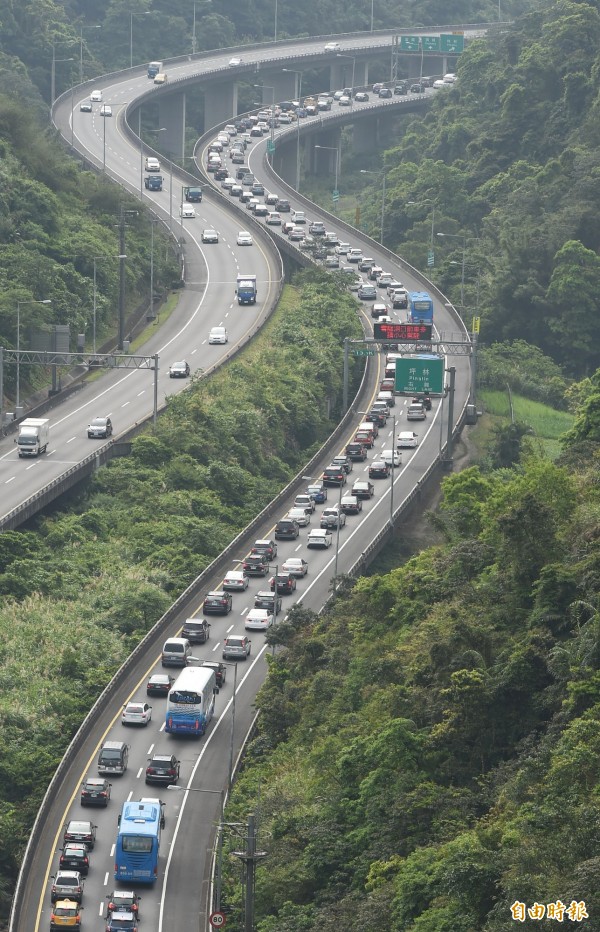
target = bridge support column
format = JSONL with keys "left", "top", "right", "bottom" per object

{"left": 353, "top": 116, "right": 378, "bottom": 154}
{"left": 329, "top": 59, "right": 369, "bottom": 92}
{"left": 158, "top": 91, "right": 186, "bottom": 159}
{"left": 204, "top": 81, "right": 238, "bottom": 133}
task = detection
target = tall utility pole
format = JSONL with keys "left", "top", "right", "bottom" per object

{"left": 118, "top": 210, "right": 126, "bottom": 350}
{"left": 232, "top": 814, "right": 268, "bottom": 932}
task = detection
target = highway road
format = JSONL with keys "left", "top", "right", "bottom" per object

{"left": 11, "top": 31, "right": 471, "bottom": 932}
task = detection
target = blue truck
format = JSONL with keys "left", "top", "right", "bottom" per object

{"left": 144, "top": 175, "right": 163, "bottom": 191}
{"left": 236, "top": 274, "right": 257, "bottom": 305}
{"left": 183, "top": 186, "right": 203, "bottom": 202}
{"left": 147, "top": 61, "right": 163, "bottom": 79}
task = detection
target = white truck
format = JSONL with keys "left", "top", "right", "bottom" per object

{"left": 16, "top": 418, "right": 50, "bottom": 457}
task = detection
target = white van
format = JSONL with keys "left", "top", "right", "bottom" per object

{"left": 161, "top": 637, "right": 192, "bottom": 667}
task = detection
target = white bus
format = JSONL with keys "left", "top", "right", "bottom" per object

{"left": 165, "top": 666, "right": 216, "bottom": 736}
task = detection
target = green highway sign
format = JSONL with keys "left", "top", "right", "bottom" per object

{"left": 441, "top": 33, "right": 464, "bottom": 52}
{"left": 422, "top": 36, "right": 440, "bottom": 51}
{"left": 267, "top": 139, "right": 275, "bottom": 154}
{"left": 354, "top": 348, "right": 375, "bottom": 357}
{"left": 400, "top": 35, "right": 420, "bottom": 51}
{"left": 395, "top": 356, "right": 444, "bottom": 394}
{"left": 427, "top": 250, "right": 435, "bottom": 268}
{"left": 332, "top": 189, "right": 340, "bottom": 202}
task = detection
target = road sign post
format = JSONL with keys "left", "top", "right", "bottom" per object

{"left": 210, "top": 912, "right": 227, "bottom": 928}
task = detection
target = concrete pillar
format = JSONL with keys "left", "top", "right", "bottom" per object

{"left": 158, "top": 91, "right": 186, "bottom": 159}
{"left": 353, "top": 115, "right": 379, "bottom": 154}
{"left": 204, "top": 81, "right": 238, "bottom": 134}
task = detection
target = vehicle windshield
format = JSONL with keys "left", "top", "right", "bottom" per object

{"left": 101, "top": 750, "right": 120, "bottom": 760}
{"left": 54, "top": 906, "right": 78, "bottom": 916}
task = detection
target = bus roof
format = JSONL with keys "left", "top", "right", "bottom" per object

{"left": 169, "top": 666, "right": 216, "bottom": 696}
{"left": 120, "top": 800, "right": 162, "bottom": 834}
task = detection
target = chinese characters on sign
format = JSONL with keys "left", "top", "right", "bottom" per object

{"left": 373, "top": 322, "right": 432, "bottom": 341}
{"left": 510, "top": 901, "right": 588, "bottom": 922}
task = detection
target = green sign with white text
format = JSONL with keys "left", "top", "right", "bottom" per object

{"left": 441, "top": 33, "right": 464, "bottom": 52}
{"left": 399, "top": 33, "right": 464, "bottom": 53}
{"left": 395, "top": 356, "right": 444, "bottom": 394}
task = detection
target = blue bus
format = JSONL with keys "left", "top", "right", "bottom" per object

{"left": 114, "top": 799, "right": 162, "bottom": 884}
{"left": 408, "top": 291, "right": 434, "bottom": 324}
{"left": 165, "top": 666, "right": 216, "bottom": 736}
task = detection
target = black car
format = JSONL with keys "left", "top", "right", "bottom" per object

{"left": 379, "top": 87, "right": 392, "bottom": 98}
{"left": 369, "top": 461, "right": 391, "bottom": 479}
{"left": 413, "top": 392, "right": 432, "bottom": 410}
{"left": 270, "top": 573, "right": 297, "bottom": 594}
{"left": 410, "top": 83, "right": 426, "bottom": 93}
{"left": 274, "top": 519, "right": 300, "bottom": 541}
{"left": 254, "top": 590, "right": 283, "bottom": 614}
{"left": 322, "top": 466, "right": 347, "bottom": 486}
{"left": 60, "top": 845, "right": 90, "bottom": 875}
{"left": 201, "top": 661, "right": 227, "bottom": 688}
{"left": 63, "top": 820, "right": 97, "bottom": 849}
{"left": 252, "top": 539, "right": 278, "bottom": 559}
{"left": 275, "top": 198, "right": 290, "bottom": 212}
{"left": 345, "top": 442, "right": 367, "bottom": 461}
{"left": 214, "top": 167, "right": 229, "bottom": 181}
{"left": 145, "top": 754, "right": 180, "bottom": 786}
{"left": 243, "top": 553, "right": 271, "bottom": 574}
{"left": 181, "top": 617, "right": 211, "bottom": 643}
{"left": 146, "top": 673, "right": 174, "bottom": 697}
{"left": 394, "top": 82, "right": 409, "bottom": 95}
{"left": 202, "top": 591, "right": 233, "bottom": 615}
{"left": 368, "top": 410, "right": 387, "bottom": 428}
{"left": 80, "top": 778, "right": 111, "bottom": 807}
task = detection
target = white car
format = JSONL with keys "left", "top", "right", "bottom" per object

{"left": 266, "top": 212, "right": 282, "bottom": 226}
{"left": 281, "top": 557, "right": 309, "bottom": 577}
{"left": 179, "top": 204, "right": 195, "bottom": 218}
{"left": 347, "top": 248, "right": 363, "bottom": 263}
{"left": 121, "top": 702, "right": 152, "bottom": 726}
{"left": 202, "top": 229, "right": 219, "bottom": 243}
{"left": 286, "top": 507, "right": 311, "bottom": 527}
{"left": 335, "top": 242, "right": 351, "bottom": 255}
{"left": 443, "top": 72, "right": 457, "bottom": 83}
{"left": 99, "top": 104, "right": 112, "bottom": 117}
{"left": 208, "top": 326, "right": 228, "bottom": 344}
{"left": 90, "top": 89, "right": 103, "bottom": 101}
{"left": 307, "top": 529, "right": 333, "bottom": 548}
{"left": 223, "top": 571, "right": 249, "bottom": 591}
{"left": 229, "top": 57, "right": 243, "bottom": 66}
{"left": 244, "top": 608, "right": 273, "bottom": 631}
{"left": 294, "top": 494, "right": 316, "bottom": 513}
{"left": 382, "top": 449, "right": 402, "bottom": 467}
{"left": 397, "top": 431, "right": 419, "bottom": 448}
{"left": 338, "top": 95, "right": 351, "bottom": 106}
{"left": 237, "top": 231, "right": 253, "bottom": 246}
{"left": 433, "top": 79, "right": 447, "bottom": 89}
{"left": 324, "top": 42, "right": 341, "bottom": 51}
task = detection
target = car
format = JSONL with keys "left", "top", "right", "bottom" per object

{"left": 106, "top": 891, "right": 141, "bottom": 917}
{"left": 90, "top": 89, "right": 103, "bottom": 102}
{"left": 201, "top": 661, "right": 227, "bottom": 688}
{"left": 335, "top": 242, "right": 350, "bottom": 256}
{"left": 347, "top": 248, "right": 363, "bottom": 263}
{"left": 289, "top": 226, "right": 305, "bottom": 241}
{"left": 331, "top": 454, "right": 353, "bottom": 474}
{"left": 392, "top": 288, "right": 409, "bottom": 309}
{"left": 245, "top": 608, "right": 274, "bottom": 631}
{"left": 377, "top": 390, "right": 395, "bottom": 408}
{"left": 338, "top": 95, "right": 351, "bottom": 106}
{"left": 306, "top": 481, "right": 327, "bottom": 503}
{"left": 294, "top": 493, "right": 316, "bottom": 513}
{"left": 322, "top": 466, "right": 346, "bottom": 486}
{"left": 307, "top": 529, "right": 333, "bottom": 548}
{"left": 413, "top": 392, "right": 432, "bottom": 410}
{"left": 121, "top": 701, "right": 152, "bottom": 726}
{"left": 50, "top": 898, "right": 82, "bottom": 930}
{"left": 325, "top": 255, "right": 340, "bottom": 269}
{"left": 208, "top": 326, "right": 228, "bottom": 344}
{"left": 369, "top": 265, "right": 384, "bottom": 281}
{"left": 286, "top": 507, "right": 311, "bottom": 527}
{"left": 220, "top": 176, "right": 235, "bottom": 190}
{"left": 252, "top": 538, "right": 278, "bottom": 559}
{"left": 203, "top": 590, "right": 232, "bottom": 614}
{"left": 222, "top": 635, "right": 252, "bottom": 660}
{"left": 347, "top": 274, "right": 363, "bottom": 291}
{"left": 275, "top": 198, "right": 291, "bottom": 212}
{"left": 146, "top": 673, "right": 174, "bottom": 697}
{"left": 222, "top": 571, "right": 249, "bottom": 591}
{"left": 229, "top": 57, "right": 243, "bottom": 66}
{"left": 169, "top": 360, "right": 190, "bottom": 378}
{"left": 87, "top": 416, "right": 113, "bottom": 439}
{"left": 320, "top": 507, "right": 346, "bottom": 529}
{"left": 145, "top": 753, "right": 180, "bottom": 786}
{"left": 371, "top": 302, "right": 388, "bottom": 318}
{"left": 253, "top": 204, "right": 270, "bottom": 218}
{"left": 180, "top": 616, "right": 210, "bottom": 644}
{"left": 79, "top": 101, "right": 92, "bottom": 113}
{"left": 250, "top": 126, "right": 263, "bottom": 137}
{"left": 100, "top": 104, "right": 112, "bottom": 116}
{"left": 80, "top": 777, "right": 111, "bottom": 807}
{"left": 266, "top": 211, "right": 282, "bottom": 225}
{"left": 410, "top": 83, "right": 426, "bottom": 93}
{"left": 379, "top": 87, "right": 393, "bottom": 98}
{"left": 242, "top": 174, "right": 255, "bottom": 187}
{"left": 433, "top": 79, "right": 447, "bottom": 89}
{"left": 243, "top": 553, "right": 271, "bottom": 575}
{"left": 359, "top": 256, "right": 375, "bottom": 272}
{"left": 309, "top": 220, "right": 326, "bottom": 236}
{"left": 237, "top": 230, "right": 253, "bottom": 246}
{"left": 354, "top": 91, "right": 369, "bottom": 102}
{"left": 443, "top": 72, "right": 457, "bottom": 83}
{"left": 254, "top": 590, "right": 282, "bottom": 613}
{"left": 265, "top": 192, "right": 279, "bottom": 205}
{"left": 251, "top": 181, "right": 265, "bottom": 195}
{"left": 407, "top": 402, "right": 426, "bottom": 420}
{"left": 246, "top": 198, "right": 260, "bottom": 212}
{"left": 377, "top": 272, "right": 393, "bottom": 289}
{"left": 180, "top": 204, "right": 196, "bottom": 218}
{"left": 291, "top": 210, "right": 307, "bottom": 224}
{"left": 202, "top": 228, "right": 219, "bottom": 243}
{"left": 270, "top": 572, "right": 297, "bottom": 595}
{"left": 340, "top": 494, "right": 362, "bottom": 515}
{"left": 372, "top": 82, "right": 384, "bottom": 94}
{"left": 345, "top": 442, "right": 367, "bottom": 461}
{"left": 368, "top": 409, "right": 386, "bottom": 428}
{"left": 371, "top": 400, "right": 390, "bottom": 417}
{"left": 59, "top": 845, "right": 89, "bottom": 876}
{"left": 394, "top": 81, "right": 409, "bottom": 94}
{"left": 105, "top": 911, "right": 138, "bottom": 931}
{"left": 386, "top": 279, "right": 404, "bottom": 295}
{"left": 324, "top": 41, "right": 341, "bottom": 50}
{"left": 51, "top": 872, "right": 84, "bottom": 904}
{"left": 369, "top": 460, "right": 390, "bottom": 479}
{"left": 382, "top": 449, "right": 402, "bottom": 467}
{"left": 397, "top": 431, "right": 419, "bottom": 448}
{"left": 358, "top": 284, "right": 377, "bottom": 300}
{"left": 281, "top": 557, "right": 308, "bottom": 578}
{"left": 352, "top": 480, "right": 375, "bottom": 499}
{"left": 274, "top": 518, "right": 300, "bottom": 540}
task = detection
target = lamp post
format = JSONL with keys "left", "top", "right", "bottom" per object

{"left": 282, "top": 68, "right": 303, "bottom": 191}
{"left": 92, "top": 255, "right": 126, "bottom": 354}
{"left": 360, "top": 168, "right": 387, "bottom": 245}
{"left": 370, "top": 0, "right": 375, "bottom": 31}
{"left": 253, "top": 84, "right": 276, "bottom": 163}
{"left": 274, "top": 0, "right": 278, "bottom": 41}
{"left": 315, "top": 144, "right": 340, "bottom": 213}
{"left": 79, "top": 25, "right": 101, "bottom": 84}
{"left": 191, "top": 0, "right": 211, "bottom": 55}
{"left": 129, "top": 10, "right": 150, "bottom": 69}
{"left": 407, "top": 198, "right": 437, "bottom": 264}
{"left": 336, "top": 53, "right": 356, "bottom": 106}
{"left": 436, "top": 232, "right": 479, "bottom": 308}
{"left": 16, "top": 299, "right": 51, "bottom": 411}
{"left": 51, "top": 48, "right": 75, "bottom": 113}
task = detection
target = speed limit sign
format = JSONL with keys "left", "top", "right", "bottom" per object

{"left": 210, "top": 912, "right": 226, "bottom": 928}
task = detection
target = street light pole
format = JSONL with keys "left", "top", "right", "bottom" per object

{"left": 253, "top": 84, "right": 276, "bottom": 163}
{"left": 93, "top": 254, "right": 127, "bottom": 354}
{"left": 79, "top": 25, "right": 101, "bottom": 84}
{"left": 370, "top": 0, "right": 375, "bottom": 31}
{"left": 337, "top": 53, "right": 356, "bottom": 106}
{"left": 315, "top": 144, "right": 340, "bottom": 213}
{"left": 51, "top": 49, "right": 75, "bottom": 115}
{"left": 436, "top": 232, "right": 479, "bottom": 308}
{"left": 16, "top": 299, "right": 51, "bottom": 411}
{"left": 282, "top": 68, "right": 303, "bottom": 191}
{"left": 274, "top": 0, "right": 278, "bottom": 40}
{"left": 130, "top": 10, "right": 150, "bottom": 69}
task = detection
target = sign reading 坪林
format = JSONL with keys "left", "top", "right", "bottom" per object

{"left": 394, "top": 356, "right": 444, "bottom": 394}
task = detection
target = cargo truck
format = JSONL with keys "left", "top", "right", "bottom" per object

{"left": 183, "top": 186, "right": 203, "bottom": 202}
{"left": 16, "top": 418, "right": 49, "bottom": 457}
{"left": 236, "top": 274, "right": 257, "bottom": 305}
{"left": 147, "top": 61, "right": 163, "bottom": 79}
{"left": 144, "top": 175, "right": 163, "bottom": 191}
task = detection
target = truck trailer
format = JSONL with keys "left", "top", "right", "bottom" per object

{"left": 16, "top": 418, "right": 50, "bottom": 457}
{"left": 236, "top": 274, "right": 257, "bottom": 305}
